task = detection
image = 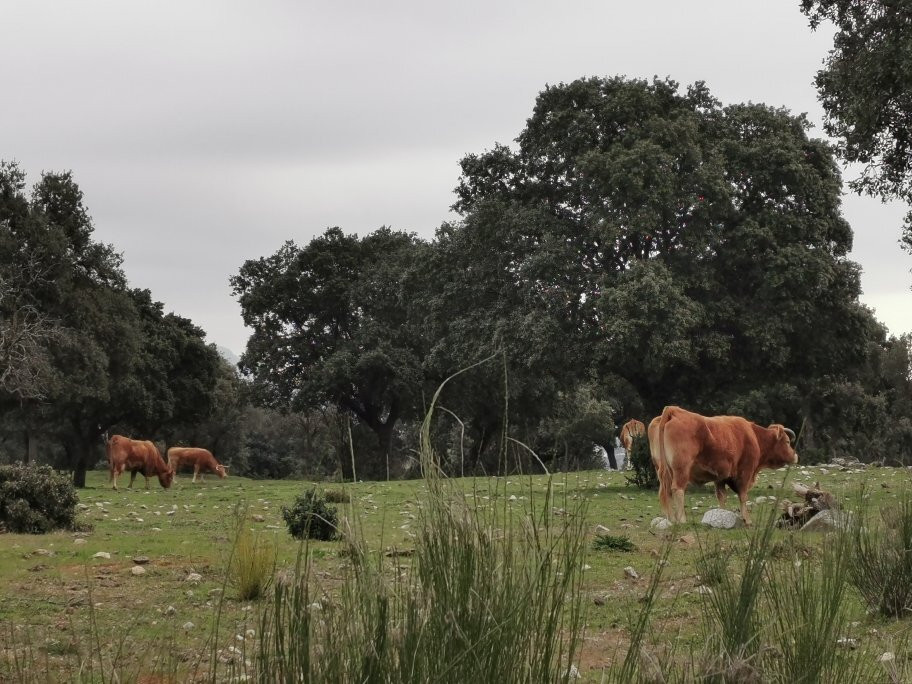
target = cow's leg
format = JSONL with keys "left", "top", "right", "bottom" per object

{"left": 144, "top": 474, "right": 151, "bottom": 489}
{"left": 192, "top": 465, "right": 199, "bottom": 483}
{"left": 112, "top": 466, "right": 121, "bottom": 490}
{"left": 128, "top": 470, "right": 137, "bottom": 488}
{"left": 715, "top": 482, "right": 728, "bottom": 508}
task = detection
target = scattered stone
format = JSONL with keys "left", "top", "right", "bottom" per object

{"left": 73, "top": 538, "right": 86, "bottom": 545}
{"left": 251, "top": 514, "right": 265, "bottom": 522}
{"left": 245, "top": 629, "right": 255, "bottom": 639}
{"left": 701, "top": 508, "right": 742, "bottom": 529}
{"left": 133, "top": 556, "right": 150, "bottom": 565}
{"left": 151, "top": 527, "right": 162, "bottom": 532}
{"left": 593, "top": 596, "right": 606, "bottom": 606}
{"left": 696, "top": 585, "right": 713, "bottom": 595}
{"left": 183, "top": 621, "right": 195, "bottom": 631}
{"left": 800, "top": 509, "right": 855, "bottom": 533}
{"left": 678, "top": 534, "right": 696, "bottom": 545}
{"left": 650, "top": 517, "right": 672, "bottom": 531}
{"left": 34, "top": 549, "right": 54, "bottom": 557}
{"left": 508, "top": 494, "right": 517, "bottom": 501}
{"left": 879, "top": 652, "right": 895, "bottom": 663}
{"left": 166, "top": 605, "right": 176, "bottom": 615}
{"left": 92, "top": 552, "right": 111, "bottom": 560}
{"left": 186, "top": 573, "right": 202, "bottom": 583}
{"left": 131, "top": 566, "right": 146, "bottom": 576}
{"left": 623, "top": 566, "right": 639, "bottom": 580}
{"left": 836, "top": 637, "right": 858, "bottom": 649}
{"left": 566, "top": 664, "right": 580, "bottom": 679}
{"left": 595, "top": 524, "right": 610, "bottom": 534}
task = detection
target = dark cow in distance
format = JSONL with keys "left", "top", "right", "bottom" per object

{"left": 107, "top": 435, "right": 174, "bottom": 490}
{"left": 655, "top": 406, "right": 798, "bottom": 525}
{"left": 167, "top": 447, "right": 228, "bottom": 483}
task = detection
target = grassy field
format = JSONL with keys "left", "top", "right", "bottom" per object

{"left": 0, "top": 463, "right": 910, "bottom": 681}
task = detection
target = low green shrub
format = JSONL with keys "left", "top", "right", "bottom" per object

{"left": 625, "top": 433, "right": 657, "bottom": 489}
{"left": 323, "top": 488, "right": 350, "bottom": 503}
{"left": 282, "top": 489, "right": 339, "bottom": 541}
{"left": 592, "top": 533, "right": 635, "bottom": 552}
{"left": 0, "top": 464, "right": 78, "bottom": 533}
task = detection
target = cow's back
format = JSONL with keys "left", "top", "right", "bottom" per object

{"left": 661, "top": 408, "right": 758, "bottom": 482}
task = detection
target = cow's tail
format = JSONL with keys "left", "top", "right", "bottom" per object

{"left": 657, "top": 407, "right": 676, "bottom": 504}
{"left": 106, "top": 436, "right": 114, "bottom": 482}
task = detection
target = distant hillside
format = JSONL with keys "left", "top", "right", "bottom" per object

{"left": 216, "top": 345, "right": 240, "bottom": 366}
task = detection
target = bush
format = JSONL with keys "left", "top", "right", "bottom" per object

{"left": 625, "top": 433, "right": 657, "bottom": 489}
{"left": 282, "top": 489, "right": 339, "bottom": 541}
{"left": 592, "top": 533, "right": 635, "bottom": 552}
{"left": 323, "top": 488, "right": 350, "bottom": 503}
{"left": 0, "top": 463, "right": 78, "bottom": 534}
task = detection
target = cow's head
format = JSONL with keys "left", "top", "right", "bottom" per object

{"left": 159, "top": 468, "right": 175, "bottom": 489}
{"left": 216, "top": 464, "right": 229, "bottom": 479}
{"left": 766, "top": 424, "right": 798, "bottom": 466}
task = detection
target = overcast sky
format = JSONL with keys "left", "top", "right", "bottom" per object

{"left": 2, "top": 0, "right": 910, "bottom": 355}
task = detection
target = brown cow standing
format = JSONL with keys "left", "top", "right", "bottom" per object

{"left": 107, "top": 435, "right": 174, "bottom": 490}
{"left": 619, "top": 419, "right": 646, "bottom": 452}
{"left": 166, "top": 447, "right": 228, "bottom": 483}
{"left": 655, "top": 406, "right": 797, "bottom": 525}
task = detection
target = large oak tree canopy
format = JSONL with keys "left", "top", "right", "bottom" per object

{"left": 801, "top": 0, "right": 912, "bottom": 250}
{"left": 232, "top": 77, "right": 907, "bottom": 468}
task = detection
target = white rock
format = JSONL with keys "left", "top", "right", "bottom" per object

{"left": 131, "top": 566, "right": 146, "bottom": 576}
{"left": 836, "top": 637, "right": 858, "bottom": 649}
{"left": 73, "top": 538, "right": 87, "bottom": 545}
{"left": 701, "top": 508, "right": 742, "bottom": 529}
{"left": 696, "top": 585, "right": 713, "bottom": 595}
{"left": 595, "top": 524, "right": 610, "bottom": 533}
{"left": 186, "top": 572, "right": 202, "bottom": 583}
{"left": 650, "top": 517, "right": 672, "bottom": 531}
{"left": 623, "top": 566, "right": 639, "bottom": 580}
{"left": 878, "top": 652, "right": 895, "bottom": 663}
{"left": 800, "top": 509, "right": 855, "bottom": 533}
{"left": 92, "top": 552, "right": 111, "bottom": 559}
{"left": 183, "top": 621, "right": 195, "bottom": 631}
{"left": 166, "top": 605, "right": 176, "bottom": 615}
{"left": 566, "top": 664, "right": 580, "bottom": 679}
{"left": 508, "top": 495, "right": 517, "bottom": 501}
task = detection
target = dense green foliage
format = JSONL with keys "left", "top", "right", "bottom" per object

{"left": 233, "top": 76, "right": 912, "bottom": 473}
{"left": 0, "top": 463, "right": 78, "bottom": 533}
{"left": 801, "top": 0, "right": 912, "bottom": 248}
{"left": 282, "top": 489, "right": 339, "bottom": 541}
{"left": 0, "top": 162, "right": 226, "bottom": 486}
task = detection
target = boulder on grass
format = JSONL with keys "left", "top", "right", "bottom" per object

{"left": 701, "top": 508, "right": 742, "bottom": 529}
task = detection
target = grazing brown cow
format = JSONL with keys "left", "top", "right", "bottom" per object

{"left": 655, "top": 406, "right": 797, "bottom": 525}
{"left": 620, "top": 419, "right": 646, "bottom": 452}
{"left": 166, "top": 447, "right": 228, "bottom": 483}
{"left": 107, "top": 435, "right": 174, "bottom": 490}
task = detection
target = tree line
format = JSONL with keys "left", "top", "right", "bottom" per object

{"left": 232, "top": 76, "right": 912, "bottom": 477}
{"left": 4, "top": 5, "right": 912, "bottom": 482}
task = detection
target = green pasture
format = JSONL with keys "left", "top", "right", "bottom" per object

{"left": 0, "top": 463, "right": 910, "bottom": 680}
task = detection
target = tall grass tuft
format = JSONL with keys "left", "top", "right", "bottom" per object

{"left": 763, "top": 523, "right": 874, "bottom": 683}
{"left": 699, "top": 504, "right": 777, "bottom": 678}
{"left": 849, "top": 487, "right": 912, "bottom": 618}
{"left": 250, "top": 362, "right": 588, "bottom": 682}
{"left": 228, "top": 506, "right": 276, "bottom": 601}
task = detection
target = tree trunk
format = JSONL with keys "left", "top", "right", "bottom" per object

{"left": 72, "top": 440, "right": 91, "bottom": 488}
